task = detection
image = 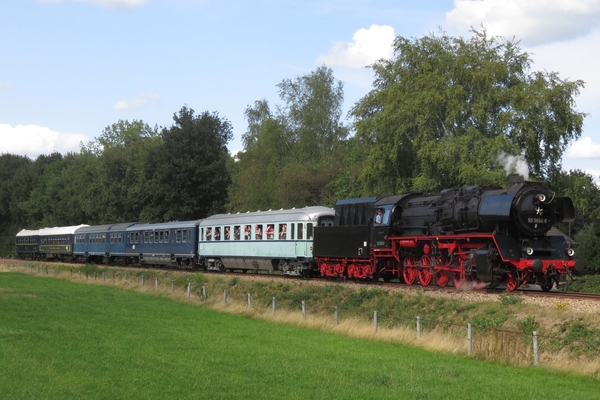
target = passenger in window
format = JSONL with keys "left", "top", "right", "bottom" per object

{"left": 244, "top": 225, "right": 251, "bottom": 240}
{"left": 234, "top": 226, "right": 240, "bottom": 240}
{"left": 279, "top": 224, "right": 287, "bottom": 239}
{"left": 214, "top": 227, "right": 221, "bottom": 240}
{"left": 266, "top": 224, "right": 274, "bottom": 240}
{"left": 206, "top": 228, "right": 212, "bottom": 240}
{"left": 255, "top": 225, "right": 263, "bottom": 240}
{"left": 224, "top": 227, "right": 230, "bottom": 240}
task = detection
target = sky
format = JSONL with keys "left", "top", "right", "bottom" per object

{"left": 1, "top": 0, "right": 600, "bottom": 185}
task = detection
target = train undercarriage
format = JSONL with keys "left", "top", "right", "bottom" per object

{"left": 316, "top": 234, "right": 580, "bottom": 292}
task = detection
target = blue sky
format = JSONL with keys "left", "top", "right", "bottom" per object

{"left": 1, "top": 0, "right": 599, "bottom": 184}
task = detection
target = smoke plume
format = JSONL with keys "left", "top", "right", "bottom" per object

{"left": 497, "top": 151, "right": 530, "bottom": 180}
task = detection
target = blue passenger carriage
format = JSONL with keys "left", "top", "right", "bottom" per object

{"left": 16, "top": 229, "right": 42, "bottom": 259}
{"left": 198, "top": 207, "right": 334, "bottom": 275}
{"left": 73, "top": 222, "right": 138, "bottom": 264}
{"left": 125, "top": 220, "right": 201, "bottom": 268}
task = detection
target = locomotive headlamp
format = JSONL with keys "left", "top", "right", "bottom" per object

{"left": 525, "top": 247, "right": 534, "bottom": 256}
{"left": 567, "top": 248, "right": 575, "bottom": 257}
{"left": 537, "top": 194, "right": 546, "bottom": 203}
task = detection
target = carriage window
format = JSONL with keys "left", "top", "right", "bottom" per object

{"left": 144, "top": 232, "right": 149, "bottom": 243}
{"left": 266, "top": 224, "right": 274, "bottom": 240}
{"left": 297, "top": 224, "right": 303, "bottom": 240}
{"left": 183, "top": 229, "right": 188, "bottom": 243}
{"left": 224, "top": 227, "right": 230, "bottom": 240}
{"left": 165, "top": 231, "right": 169, "bottom": 242}
{"left": 205, "top": 228, "right": 211, "bottom": 241}
{"left": 159, "top": 231, "right": 163, "bottom": 243}
{"left": 234, "top": 226, "right": 241, "bottom": 240}
{"left": 307, "top": 223, "right": 313, "bottom": 239}
{"left": 214, "top": 227, "right": 221, "bottom": 241}
{"left": 136, "top": 232, "right": 140, "bottom": 244}
{"left": 177, "top": 230, "right": 182, "bottom": 242}
{"left": 244, "top": 225, "right": 251, "bottom": 240}
{"left": 188, "top": 229, "right": 192, "bottom": 241}
{"left": 291, "top": 224, "right": 295, "bottom": 240}
{"left": 278, "top": 224, "right": 287, "bottom": 240}
{"left": 255, "top": 224, "right": 263, "bottom": 240}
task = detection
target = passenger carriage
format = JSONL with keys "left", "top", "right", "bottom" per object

{"left": 38, "top": 225, "right": 89, "bottom": 261}
{"left": 73, "top": 222, "right": 138, "bottom": 264}
{"left": 16, "top": 229, "right": 42, "bottom": 259}
{"left": 198, "top": 207, "right": 334, "bottom": 275}
{"left": 125, "top": 220, "right": 201, "bottom": 268}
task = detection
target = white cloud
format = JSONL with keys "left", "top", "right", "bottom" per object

{"left": 38, "top": 0, "right": 148, "bottom": 9}
{"left": 0, "top": 123, "right": 89, "bottom": 159}
{"left": 565, "top": 136, "right": 600, "bottom": 159}
{"left": 113, "top": 92, "right": 160, "bottom": 110}
{"left": 317, "top": 24, "right": 395, "bottom": 69}
{"left": 0, "top": 83, "right": 13, "bottom": 91}
{"left": 446, "top": 0, "right": 600, "bottom": 46}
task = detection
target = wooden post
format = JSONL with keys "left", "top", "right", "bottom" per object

{"left": 373, "top": 311, "right": 378, "bottom": 333}
{"left": 467, "top": 323, "right": 473, "bottom": 355}
{"left": 272, "top": 297, "right": 276, "bottom": 314}
{"left": 171, "top": 280, "right": 175, "bottom": 294}
{"left": 223, "top": 289, "right": 227, "bottom": 304}
{"left": 533, "top": 331, "right": 539, "bottom": 366}
{"left": 334, "top": 307, "right": 339, "bottom": 326}
{"left": 302, "top": 301, "right": 306, "bottom": 319}
{"left": 155, "top": 277, "right": 158, "bottom": 289}
{"left": 142, "top": 276, "right": 145, "bottom": 287}
{"left": 102, "top": 272, "right": 105, "bottom": 282}
{"left": 247, "top": 293, "right": 252, "bottom": 308}
{"left": 416, "top": 316, "right": 421, "bottom": 339}
{"left": 187, "top": 283, "right": 191, "bottom": 298}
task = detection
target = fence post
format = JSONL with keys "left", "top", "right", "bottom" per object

{"left": 187, "top": 283, "right": 191, "bottom": 298}
{"left": 334, "top": 307, "right": 339, "bottom": 326}
{"left": 467, "top": 323, "right": 473, "bottom": 355}
{"left": 533, "top": 331, "right": 539, "bottom": 366}
{"left": 416, "top": 316, "right": 421, "bottom": 339}
{"left": 79, "top": 270, "right": 81, "bottom": 278}
{"left": 86, "top": 271, "right": 88, "bottom": 280}
{"left": 142, "top": 276, "right": 145, "bottom": 287}
{"left": 53, "top": 268, "right": 56, "bottom": 275}
{"left": 302, "top": 301, "right": 306, "bottom": 319}
{"left": 155, "top": 277, "right": 158, "bottom": 289}
{"left": 202, "top": 285, "right": 207, "bottom": 301}
{"left": 374, "top": 311, "right": 378, "bottom": 333}
{"left": 125, "top": 274, "right": 128, "bottom": 281}
{"left": 272, "top": 297, "right": 276, "bottom": 314}
{"left": 171, "top": 280, "right": 175, "bottom": 294}
{"left": 45, "top": 266, "right": 48, "bottom": 275}
{"left": 247, "top": 293, "right": 252, "bottom": 308}
{"left": 71, "top": 268, "right": 73, "bottom": 276}
{"left": 94, "top": 272, "right": 97, "bottom": 280}
{"left": 102, "top": 272, "right": 105, "bottom": 282}
{"left": 224, "top": 289, "right": 227, "bottom": 305}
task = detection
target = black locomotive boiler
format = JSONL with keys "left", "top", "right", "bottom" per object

{"left": 313, "top": 178, "right": 583, "bottom": 291}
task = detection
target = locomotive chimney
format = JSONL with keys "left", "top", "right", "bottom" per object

{"left": 508, "top": 173, "right": 525, "bottom": 185}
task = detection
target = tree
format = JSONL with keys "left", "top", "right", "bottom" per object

{"left": 144, "top": 106, "right": 233, "bottom": 221}
{"left": 228, "top": 67, "right": 350, "bottom": 211}
{"left": 351, "top": 28, "right": 586, "bottom": 193}
{"left": 87, "top": 120, "right": 161, "bottom": 223}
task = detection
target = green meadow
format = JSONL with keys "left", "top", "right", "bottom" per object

{"left": 1, "top": 272, "right": 598, "bottom": 399}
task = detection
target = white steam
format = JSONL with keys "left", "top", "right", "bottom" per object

{"left": 497, "top": 151, "right": 530, "bottom": 180}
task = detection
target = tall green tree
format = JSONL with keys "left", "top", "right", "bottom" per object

{"left": 228, "top": 67, "right": 349, "bottom": 211}
{"left": 144, "top": 106, "right": 233, "bottom": 221}
{"left": 351, "top": 28, "right": 586, "bottom": 193}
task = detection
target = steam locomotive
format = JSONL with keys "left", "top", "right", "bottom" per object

{"left": 313, "top": 176, "right": 583, "bottom": 291}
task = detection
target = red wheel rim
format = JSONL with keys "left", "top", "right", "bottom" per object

{"left": 436, "top": 271, "right": 449, "bottom": 287}
{"left": 506, "top": 271, "right": 517, "bottom": 292}
{"left": 403, "top": 257, "right": 416, "bottom": 285}
{"left": 453, "top": 272, "right": 466, "bottom": 289}
{"left": 419, "top": 256, "right": 431, "bottom": 286}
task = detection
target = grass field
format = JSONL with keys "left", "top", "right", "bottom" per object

{"left": 1, "top": 271, "right": 599, "bottom": 399}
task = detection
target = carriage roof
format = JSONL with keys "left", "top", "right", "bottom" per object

{"left": 38, "top": 225, "right": 90, "bottom": 236}
{"left": 200, "top": 206, "right": 334, "bottom": 226}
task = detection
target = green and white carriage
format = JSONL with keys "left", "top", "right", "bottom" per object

{"left": 198, "top": 207, "right": 334, "bottom": 275}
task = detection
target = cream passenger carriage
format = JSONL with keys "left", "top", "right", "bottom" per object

{"left": 198, "top": 206, "right": 334, "bottom": 275}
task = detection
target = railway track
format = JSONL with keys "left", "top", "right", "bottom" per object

{"left": 4, "top": 258, "right": 600, "bottom": 302}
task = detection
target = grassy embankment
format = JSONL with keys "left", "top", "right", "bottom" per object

{"left": 2, "top": 261, "right": 600, "bottom": 382}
